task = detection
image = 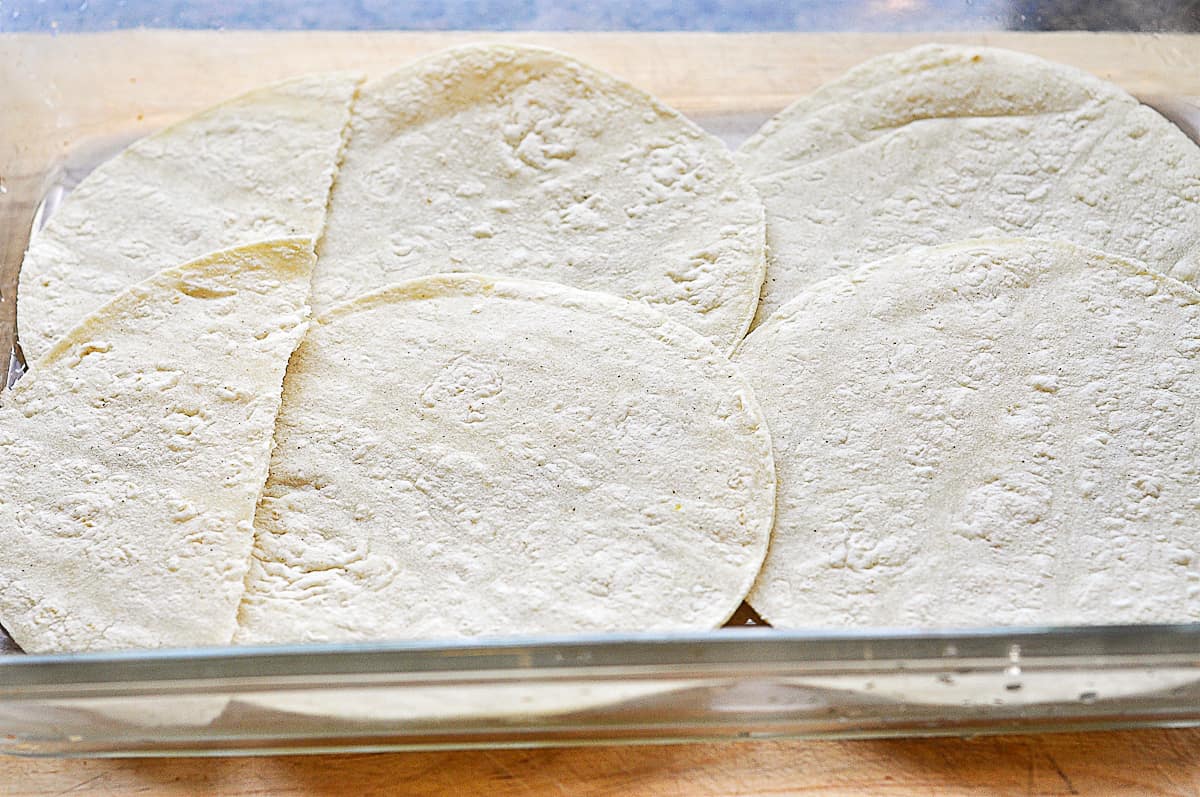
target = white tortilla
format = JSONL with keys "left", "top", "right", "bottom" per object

{"left": 0, "top": 239, "right": 315, "bottom": 652}
{"left": 234, "top": 681, "right": 686, "bottom": 725}
{"left": 737, "top": 44, "right": 1200, "bottom": 326}
{"left": 236, "top": 274, "right": 775, "bottom": 644}
{"left": 734, "top": 239, "right": 1200, "bottom": 629}
{"left": 17, "top": 72, "right": 361, "bottom": 360}
{"left": 315, "top": 44, "right": 765, "bottom": 354}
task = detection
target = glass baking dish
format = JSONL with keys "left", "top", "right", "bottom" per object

{"left": 1, "top": 6, "right": 1199, "bottom": 756}
{"left": 3, "top": 626, "right": 1200, "bottom": 757}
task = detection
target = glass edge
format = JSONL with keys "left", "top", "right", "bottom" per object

{"left": 3, "top": 624, "right": 1200, "bottom": 689}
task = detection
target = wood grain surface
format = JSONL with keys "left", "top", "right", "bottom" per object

{"left": 3, "top": 729, "right": 1200, "bottom": 795}
{"left": 2, "top": 30, "right": 1200, "bottom": 793}
{"left": 4, "top": 30, "right": 1199, "bottom": 152}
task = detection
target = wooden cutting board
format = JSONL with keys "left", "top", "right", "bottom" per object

{"left": 1, "top": 29, "right": 1200, "bottom": 793}
{"left": 4, "top": 29, "right": 1199, "bottom": 132}
{"left": 5, "top": 729, "right": 1200, "bottom": 795}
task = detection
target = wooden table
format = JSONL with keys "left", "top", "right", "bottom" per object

{"left": 3, "top": 29, "right": 1200, "bottom": 795}
{"left": 3, "top": 729, "right": 1200, "bottom": 795}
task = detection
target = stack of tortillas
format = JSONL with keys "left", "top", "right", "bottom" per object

{"left": 2, "top": 41, "right": 1199, "bottom": 661}
{"left": 736, "top": 43, "right": 1200, "bottom": 628}
{"left": 1, "top": 44, "right": 773, "bottom": 654}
